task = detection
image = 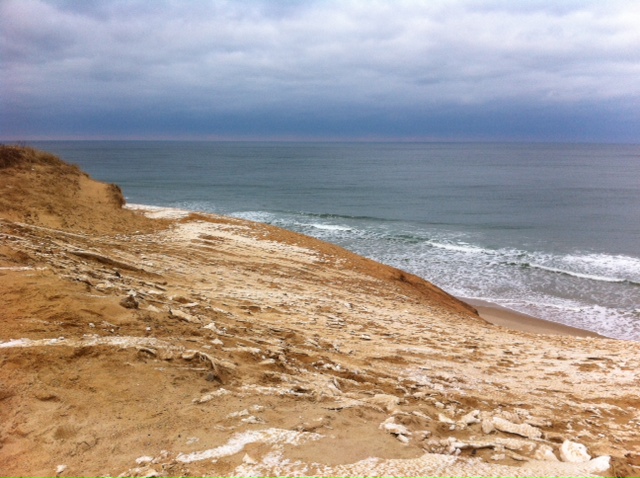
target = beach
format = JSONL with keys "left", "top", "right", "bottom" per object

{"left": 1, "top": 146, "right": 639, "bottom": 477}
{"left": 466, "top": 299, "right": 603, "bottom": 338}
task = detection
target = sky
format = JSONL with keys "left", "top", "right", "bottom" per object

{"left": 1, "top": 0, "right": 640, "bottom": 142}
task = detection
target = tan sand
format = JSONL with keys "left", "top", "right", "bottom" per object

{"left": 1, "top": 146, "right": 639, "bottom": 477}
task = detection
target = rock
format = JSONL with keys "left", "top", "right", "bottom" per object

{"left": 203, "top": 322, "right": 225, "bottom": 334}
{"left": 170, "top": 308, "right": 199, "bottom": 323}
{"left": 118, "top": 467, "right": 159, "bottom": 478}
{"left": 135, "top": 456, "right": 153, "bottom": 465}
{"left": 422, "top": 437, "right": 465, "bottom": 455}
{"left": 95, "top": 281, "right": 114, "bottom": 291}
{"left": 243, "top": 453, "right": 257, "bottom": 465}
{"left": 241, "top": 415, "right": 265, "bottom": 424}
{"left": 458, "top": 410, "right": 481, "bottom": 426}
{"left": 559, "top": 439, "right": 591, "bottom": 463}
{"left": 492, "top": 416, "right": 542, "bottom": 440}
{"left": 533, "top": 444, "right": 559, "bottom": 461}
{"left": 227, "top": 409, "right": 250, "bottom": 418}
{"left": 76, "top": 275, "right": 93, "bottom": 286}
{"left": 367, "top": 394, "right": 401, "bottom": 412}
{"left": 56, "top": 464, "right": 67, "bottom": 475}
{"left": 120, "top": 294, "right": 139, "bottom": 309}
{"left": 380, "top": 417, "right": 412, "bottom": 442}
{"left": 138, "top": 467, "right": 159, "bottom": 478}
{"left": 412, "top": 410, "right": 431, "bottom": 421}
{"left": 438, "top": 413, "right": 455, "bottom": 424}
{"left": 482, "top": 418, "right": 495, "bottom": 434}
{"left": 588, "top": 455, "right": 611, "bottom": 473}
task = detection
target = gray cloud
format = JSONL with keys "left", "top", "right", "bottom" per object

{"left": 1, "top": 0, "right": 639, "bottom": 140}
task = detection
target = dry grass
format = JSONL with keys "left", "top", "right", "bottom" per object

{"left": 0, "top": 144, "right": 77, "bottom": 170}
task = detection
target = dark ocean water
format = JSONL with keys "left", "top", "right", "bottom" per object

{"left": 33, "top": 141, "right": 640, "bottom": 340}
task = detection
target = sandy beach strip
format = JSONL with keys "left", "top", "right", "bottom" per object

{"left": 463, "top": 298, "right": 603, "bottom": 338}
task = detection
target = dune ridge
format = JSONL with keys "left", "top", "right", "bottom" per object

{"left": 0, "top": 146, "right": 638, "bottom": 477}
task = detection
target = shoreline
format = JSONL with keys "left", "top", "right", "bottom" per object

{"left": 463, "top": 297, "right": 603, "bottom": 338}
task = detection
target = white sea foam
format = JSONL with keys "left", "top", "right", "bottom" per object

{"left": 308, "top": 223, "right": 352, "bottom": 231}
{"left": 427, "top": 241, "right": 492, "bottom": 255}
{"left": 528, "top": 263, "right": 628, "bottom": 283}
{"left": 562, "top": 253, "right": 640, "bottom": 283}
{"left": 230, "top": 211, "right": 278, "bottom": 223}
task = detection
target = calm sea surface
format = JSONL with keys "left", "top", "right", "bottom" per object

{"left": 33, "top": 141, "right": 640, "bottom": 340}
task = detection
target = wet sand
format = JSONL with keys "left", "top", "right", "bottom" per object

{"left": 464, "top": 298, "right": 603, "bottom": 338}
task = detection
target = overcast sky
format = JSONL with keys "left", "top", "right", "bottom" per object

{"left": 2, "top": 0, "right": 639, "bottom": 142}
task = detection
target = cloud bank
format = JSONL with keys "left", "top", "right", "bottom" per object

{"left": 2, "top": 0, "right": 639, "bottom": 141}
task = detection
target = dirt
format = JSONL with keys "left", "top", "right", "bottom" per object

{"left": 1, "top": 146, "right": 639, "bottom": 477}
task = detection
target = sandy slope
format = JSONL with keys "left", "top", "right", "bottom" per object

{"left": 1, "top": 146, "right": 639, "bottom": 477}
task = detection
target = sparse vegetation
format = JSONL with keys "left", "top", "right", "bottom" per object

{"left": 0, "top": 144, "right": 69, "bottom": 169}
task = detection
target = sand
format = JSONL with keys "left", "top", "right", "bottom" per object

{"left": 465, "top": 298, "right": 603, "bottom": 338}
{"left": 1, "top": 146, "right": 639, "bottom": 477}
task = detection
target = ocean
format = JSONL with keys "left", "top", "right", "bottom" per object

{"left": 32, "top": 141, "right": 640, "bottom": 341}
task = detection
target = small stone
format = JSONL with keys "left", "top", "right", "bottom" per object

{"left": 241, "top": 415, "right": 264, "bottom": 424}
{"left": 120, "top": 293, "right": 140, "bottom": 308}
{"left": 135, "top": 456, "right": 153, "bottom": 465}
{"left": 227, "top": 409, "right": 250, "bottom": 419}
{"left": 203, "top": 322, "right": 224, "bottom": 334}
{"left": 492, "top": 416, "right": 542, "bottom": 439}
{"left": 559, "top": 440, "right": 591, "bottom": 463}
{"left": 380, "top": 417, "right": 411, "bottom": 439}
{"left": 533, "top": 444, "right": 559, "bottom": 461}
{"left": 438, "top": 413, "right": 455, "bottom": 424}
{"left": 56, "top": 465, "right": 67, "bottom": 475}
{"left": 243, "top": 453, "right": 257, "bottom": 465}
{"left": 588, "top": 456, "right": 611, "bottom": 473}
{"left": 458, "top": 410, "right": 481, "bottom": 426}
{"left": 139, "top": 467, "right": 159, "bottom": 478}
{"left": 367, "top": 394, "right": 401, "bottom": 412}
{"left": 481, "top": 418, "right": 495, "bottom": 435}
{"left": 95, "top": 281, "right": 114, "bottom": 291}
{"left": 170, "top": 308, "right": 199, "bottom": 323}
